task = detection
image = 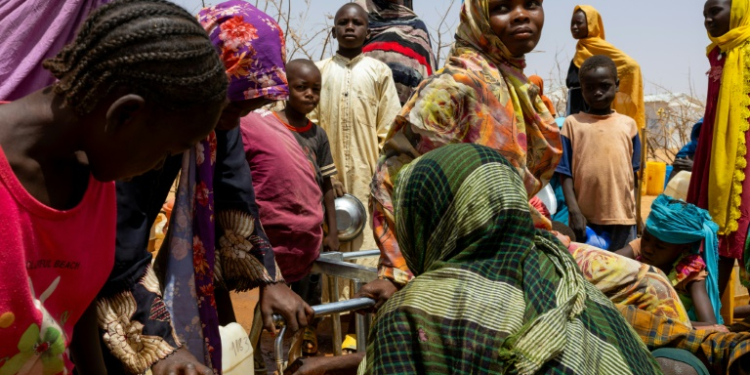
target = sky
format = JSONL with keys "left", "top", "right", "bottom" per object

{"left": 173, "top": 0, "right": 712, "bottom": 99}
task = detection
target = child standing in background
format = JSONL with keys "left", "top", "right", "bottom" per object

{"left": 273, "top": 59, "right": 339, "bottom": 354}
{"left": 557, "top": 55, "right": 641, "bottom": 251}
{"left": 310, "top": 3, "right": 401, "bottom": 260}
{"left": 277, "top": 59, "right": 339, "bottom": 254}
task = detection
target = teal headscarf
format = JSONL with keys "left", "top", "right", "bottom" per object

{"left": 646, "top": 194, "right": 722, "bottom": 324}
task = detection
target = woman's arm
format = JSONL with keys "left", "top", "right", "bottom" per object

{"left": 689, "top": 279, "right": 719, "bottom": 325}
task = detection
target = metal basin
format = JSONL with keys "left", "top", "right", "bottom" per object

{"left": 335, "top": 194, "right": 366, "bottom": 242}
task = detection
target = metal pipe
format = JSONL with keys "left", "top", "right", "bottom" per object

{"left": 311, "top": 258, "right": 378, "bottom": 282}
{"left": 274, "top": 325, "right": 287, "bottom": 372}
{"left": 341, "top": 249, "right": 381, "bottom": 260}
{"left": 354, "top": 280, "right": 368, "bottom": 353}
{"left": 272, "top": 297, "right": 375, "bottom": 372}
{"left": 272, "top": 297, "right": 375, "bottom": 324}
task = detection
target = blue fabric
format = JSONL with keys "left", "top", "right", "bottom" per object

{"left": 555, "top": 135, "right": 573, "bottom": 177}
{"left": 675, "top": 118, "right": 703, "bottom": 159}
{"left": 646, "top": 194, "right": 723, "bottom": 324}
{"left": 550, "top": 173, "right": 569, "bottom": 225}
{"left": 632, "top": 134, "right": 642, "bottom": 172}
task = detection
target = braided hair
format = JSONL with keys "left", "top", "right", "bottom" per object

{"left": 43, "top": 0, "right": 227, "bottom": 115}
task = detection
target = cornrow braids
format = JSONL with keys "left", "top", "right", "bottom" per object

{"left": 43, "top": 0, "right": 227, "bottom": 115}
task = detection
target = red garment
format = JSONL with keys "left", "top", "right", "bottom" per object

{"left": 0, "top": 146, "right": 116, "bottom": 374}
{"left": 530, "top": 196, "right": 551, "bottom": 220}
{"left": 688, "top": 48, "right": 750, "bottom": 259}
{"left": 240, "top": 110, "right": 323, "bottom": 282}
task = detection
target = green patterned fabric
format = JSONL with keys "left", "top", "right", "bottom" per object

{"left": 358, "top": 144, "right": 662, "bottom": 375}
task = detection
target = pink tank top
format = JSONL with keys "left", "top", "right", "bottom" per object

{"left": 0, "top": 145, "right": 116, "bottom": 374}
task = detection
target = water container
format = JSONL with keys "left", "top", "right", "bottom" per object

{"left": 664, "top": 165, "right": 673, "bottom": 189}
{"left": 220, "top": 323, "right": 254, "bottom": 375}
{"left": 646, "top": 161, "right": 667, "bottom": 195}
{"left": 664, "top": 171, "right": 692, "bottom": 201}
{"left": 535, "top": 184, "right": 558, "bottom": 216}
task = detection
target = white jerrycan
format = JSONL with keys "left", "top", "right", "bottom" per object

{"left": 220, "top": 322, "right": 255, "bottom": 375}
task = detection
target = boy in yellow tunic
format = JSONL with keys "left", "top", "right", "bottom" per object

{"left": 310, "top": 3, "right": 401, "bottom": 257}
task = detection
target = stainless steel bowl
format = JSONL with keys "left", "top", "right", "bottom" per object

{"left": 335, "top": 194, "right": 366, "bottom": 242}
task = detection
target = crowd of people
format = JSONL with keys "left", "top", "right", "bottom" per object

{"left": 2, "top": 0, "right": 750, "bottom": 374}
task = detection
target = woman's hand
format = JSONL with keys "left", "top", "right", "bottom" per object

{"left": 260, "top": 283, "right": 314, "bottom": 334}
{"left": 353, "top": 279, "right": 399, "bottom": 313}
{"left": 284, "top": 354, "right": 364, "bottom": 375}
{"left": 151, "top": 347, "right": 211, "bottom": 375}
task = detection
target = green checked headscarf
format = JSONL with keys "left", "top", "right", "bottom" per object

{"left": 358, "top": 144, "right": 660, "bottom": 375}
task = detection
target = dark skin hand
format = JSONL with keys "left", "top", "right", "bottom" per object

{"left": 561, "top": 174, "right": 587, "bottom": 241}
{"left": 672, "top": 158, "right": 694, "bottom": 173}
{"left": 261, "top": 282, "right": 315, "bottom": 334}
{"left": 332, "top": 4, "right": 370, "bottom": 60}
{"left": 353, "top": 279, "right": 399, "bottom": 313}
{"left": 151, "top": 348, "right": 212, "bottom": 375}
{"left": 570, "top": 9, "right": 588, "bottom": 40}
{"left": 488, "top": 0, "right": 544, "bottom": 58}
{"left": 323, "top": 177, "right": 340, "bottom": 252}
{"left": 284, "top": 354, "right": 364, "bottom": 375}
{"left": 704, "top": 0, "right": 732, "bottom": 38}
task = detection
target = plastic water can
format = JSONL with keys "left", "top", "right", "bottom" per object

{"left": 646, "top": 161, "right": 667, "bottom": 195}
{"left": 220, "top": 323, "right": 254, "bottom": 375}
{"left": 535, "top": 184, "right": 558, "bottom": 216}
{"left": 664, "top": 171, "right": 692, "bottom": 201}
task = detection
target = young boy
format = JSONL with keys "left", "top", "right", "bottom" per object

{"left": 273, "top": 59, "right": 338, "bottom": 354}
{"left": 556, "top": 55, "right": 641, "bottom": 251}
{"left": 309, "top": 3, "right": 401, "bottom": 259}
{"left": 277, "top": 59, "right": 339, "bottom": 254}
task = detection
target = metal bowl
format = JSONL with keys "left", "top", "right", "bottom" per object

{"left": 335, "top": 194, "right": 366, "bottom": 243}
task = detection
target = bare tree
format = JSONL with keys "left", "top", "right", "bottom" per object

{"left": 644, "top": 82, "right": 705, "bottom": 164}
{"left": 263, "top": 0, "right": 333, "bottom": 60}
{"left": 428, "top": 0, "right": 457, "bottom": 68}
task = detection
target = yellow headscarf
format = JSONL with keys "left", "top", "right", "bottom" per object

{"left": 706, "top": 0, "right": 750, "bottom": 236}
{"left": 573, "top": 5, "right": 645, "bottom": 129}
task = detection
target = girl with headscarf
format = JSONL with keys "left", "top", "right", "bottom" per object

{"left": 529, "top": 74, "right": 557, "bottom": 117}
{"left": 360, "top": 144, "right": 661, "bottom": 375}
{"left": 567, "top": 5, "right": 645, "bottom": 129}
{"left": 369, "top": 0, "right": 561, "bottom": 286}
{"left": 355, "top": 0, "right": 436, "bottom": 105}
{"left": 616, "top": 195, "right": 724, "bottom": 327}
{"left": 689, "top": 0, "right": 750, "bottom": 298}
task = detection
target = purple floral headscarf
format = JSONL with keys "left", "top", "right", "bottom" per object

{"left": 199, "top": 0, "right": 289, "bottom": 102}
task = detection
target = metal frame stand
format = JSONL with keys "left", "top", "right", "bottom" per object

{"left": 272, "top": 250, "right": 380, "bottom": 372}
